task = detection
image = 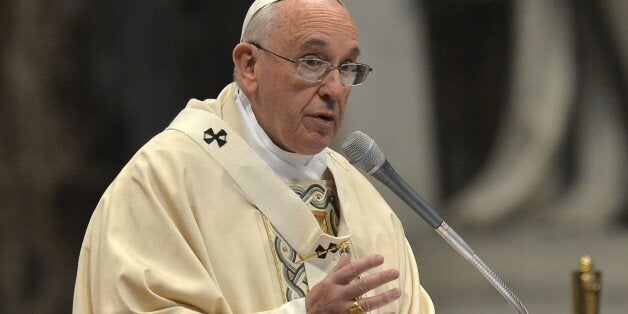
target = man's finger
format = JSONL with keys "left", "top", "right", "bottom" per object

{"left": 336, "top": 254, "right": 385, "bottom": 284}
{"left": 350, "top": 268, "right": 400, "bottom": 298}
{"left": 353, "top": 288, "right": 402, "bottom": 312}
{"left": 332, "top": 253, "right": 352, "bottom": 272}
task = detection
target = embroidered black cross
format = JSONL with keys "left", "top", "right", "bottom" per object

{"left": 204, "top": 128, "right": 227, "bottom": 147}
{"left": 296, "top": 241, "right": 349, "bottom": 264}
{"left": 314, "top": 243, "right": 339, "bottom": 259}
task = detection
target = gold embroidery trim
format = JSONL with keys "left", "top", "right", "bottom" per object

{"left": 310, "top": 210, "right": 330, "bottom": 234}
{"left": 295, "top": 241, "right": 350, "bottom": 264}
{"left": 262, "top": 216, "right": 288, "bottom": 304}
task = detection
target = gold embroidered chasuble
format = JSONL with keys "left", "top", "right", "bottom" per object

{"left": 73, "top": 82, "right": 434, "bottom": 313}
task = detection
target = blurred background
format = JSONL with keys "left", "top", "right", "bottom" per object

{"left": 1, "top": 0, "right": 626, "bottom": 313}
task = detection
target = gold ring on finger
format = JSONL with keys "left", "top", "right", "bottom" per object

{"left": 349, "top": 301, "right": 365, "bottom": 314}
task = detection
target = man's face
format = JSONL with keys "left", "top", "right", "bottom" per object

{"left": 250, "top": 0, "right": 360, "bottom": 155}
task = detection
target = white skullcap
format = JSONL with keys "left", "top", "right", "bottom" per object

{"left": 240, "top": 0, "right": 346, "bottom": 41}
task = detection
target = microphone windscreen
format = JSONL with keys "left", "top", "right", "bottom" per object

{"left": 341, "top": 131, "right": 385, "bottom": 174}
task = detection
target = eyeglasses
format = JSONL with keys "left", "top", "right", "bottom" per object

{"left": 249, "top": 42, "right": 372, "bottom": 86}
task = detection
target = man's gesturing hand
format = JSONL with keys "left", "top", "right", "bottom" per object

{"left": 305, "top": 253, "right": 401, "bottom": 313}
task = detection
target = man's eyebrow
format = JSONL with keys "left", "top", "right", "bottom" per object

{"left": 351, "top": 46, "right": 361, "bottom": 58}
{"left": 301, "top": 38, "right": 361, "bottom": 57}
{"left": 301, "top": 38, "right": 328, "bottom": 49}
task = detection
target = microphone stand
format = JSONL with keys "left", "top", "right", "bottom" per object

{"left": 436, "top": 222, "right": 528, "bottom": 314}
{"left": 376, "top": 161, "right": 529, "bottom": 314}
{"left": 342, "top": 131, "right": 528, "bottom": 313}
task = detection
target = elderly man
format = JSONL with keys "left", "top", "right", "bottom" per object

{"left": 73, "top": 0, "right": 433, "bottom": 313}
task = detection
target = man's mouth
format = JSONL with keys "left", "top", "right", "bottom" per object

{"left": 304, "top": 112, "right": 337, "bottom": 130}
{"left": 317, "top": 114, "right": 334, "bottom": 122}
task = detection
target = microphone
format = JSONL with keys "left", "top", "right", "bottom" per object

{"left": 342, "top": 131, "right": 528, "bottom": 314}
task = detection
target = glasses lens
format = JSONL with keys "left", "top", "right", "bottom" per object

{"left": 340, "top": 64, "right": 371, "bottom": 86}
{"left": 296, "top": 58, "right": 372, "bottom": 86}
{"left": 296, "top": 59, "right": 329, "bottom": 82}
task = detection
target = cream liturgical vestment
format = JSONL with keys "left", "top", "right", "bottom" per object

{"left": 73, "top": 83, "right": 434, "bottom": 313}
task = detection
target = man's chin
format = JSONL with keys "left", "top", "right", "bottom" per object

{"left": 293, "top": 138, "right": 332, "bottom": 155}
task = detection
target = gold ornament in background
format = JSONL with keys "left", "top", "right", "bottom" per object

{"left": 573, "top": 255, "right": 602, "bottom": 314}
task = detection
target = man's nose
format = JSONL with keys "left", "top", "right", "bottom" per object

{"left": 318, "top": 67, "right": 347, "bottom": 101}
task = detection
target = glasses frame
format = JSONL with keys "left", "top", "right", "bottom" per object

{"left": 248, "top": 42, "right": 372, "bottom": 86}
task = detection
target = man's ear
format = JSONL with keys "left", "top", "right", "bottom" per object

{"left": 233, "top": 43, "right": 258, "bottom": 93}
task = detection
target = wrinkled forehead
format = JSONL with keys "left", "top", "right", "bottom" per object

{"left": 240, "top": 0, "right": 347, "bottom": 41}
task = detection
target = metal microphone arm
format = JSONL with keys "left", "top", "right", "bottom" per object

{"left": 436, "top": 222, "right": 528, "bottom": 314}
{"left": 373, "top": 161, "right": 529, "bottom": 314}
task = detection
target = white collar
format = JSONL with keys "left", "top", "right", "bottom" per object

{"left": 235, "top": 88, "right": 327, "bottom": 180}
